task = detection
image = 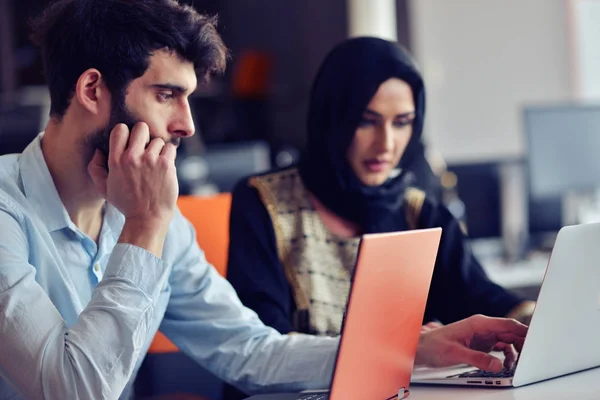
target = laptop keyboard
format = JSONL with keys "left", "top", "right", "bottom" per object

{"left": 298, "top": 394, "right": 329, "bottom": 400}
{"left": 448, "top": 367, "right": 515, "bottom": 379}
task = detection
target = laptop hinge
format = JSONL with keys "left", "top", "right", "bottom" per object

{"left": 398, "top": 387, "right": 409, "bottom": 399}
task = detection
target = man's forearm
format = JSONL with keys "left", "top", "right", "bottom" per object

{"left": 221, "top": 333, "right": 339, "bottom": 394}
{"left": 0, "top": 244, "right": 170, "bottom": 399}
{"left": 119, "top": 218, "right": 169, "bottom": 259}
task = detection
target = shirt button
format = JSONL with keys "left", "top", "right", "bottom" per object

{"left": 94, "top": 263, "right": 100, "bottom": 272}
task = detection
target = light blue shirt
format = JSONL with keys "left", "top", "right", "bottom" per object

{"left": 0, "top": 135, "right": 338, "bottom": 400}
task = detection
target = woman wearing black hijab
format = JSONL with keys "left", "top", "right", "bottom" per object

{"left": 226, "top": 37, "right": 534, "bottom": 338}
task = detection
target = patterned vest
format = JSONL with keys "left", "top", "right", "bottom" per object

{"left": 249, "top": 168, "right": 425, "bottom": 336}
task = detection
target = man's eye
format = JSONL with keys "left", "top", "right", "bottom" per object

{"left": 157, "top": 92, "right": 173, "bottom": 101}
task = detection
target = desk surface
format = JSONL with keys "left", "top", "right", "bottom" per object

{"left": 410, "top": 366, "right": 600, "bottom": 399}
{"left": 247, "top": 368, "right": 600, "bottom": 399}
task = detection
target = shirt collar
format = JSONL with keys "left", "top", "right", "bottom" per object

{"left": 19, "top": 134, "right": 72, "bottom": 232}
{"left": 19, "top": 133, "right": 128, "bottom": 237}
{"left": 103, "top": 202, "right": 125, "bottom": 239}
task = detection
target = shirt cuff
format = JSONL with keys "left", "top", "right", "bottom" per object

{"left": 103, "top": 243, "right": 170, "bottom": 298}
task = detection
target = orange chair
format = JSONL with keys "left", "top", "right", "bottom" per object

{"left": 148, "top": 193, "right": 232, "bottom": 354}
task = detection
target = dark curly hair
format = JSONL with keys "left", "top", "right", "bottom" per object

{"left": 30, "top": 0, "right": 228, "bottom": 118}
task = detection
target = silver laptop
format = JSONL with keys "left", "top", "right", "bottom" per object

{"left": 411, "top": 222, "right": 600, "bottom": 387}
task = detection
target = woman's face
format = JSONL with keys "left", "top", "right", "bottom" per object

{"left": 346, "top": 78, "right": 415, "bottom": 186}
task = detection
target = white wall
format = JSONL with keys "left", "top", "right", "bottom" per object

{"left": 348, "top": 0, "right": 397, "bottom": 40}
{"left": 570, "top": 0, "right": 600, "bottom": 100}
{"left": 408, "top": 0, "right": 572, "bottom": 163}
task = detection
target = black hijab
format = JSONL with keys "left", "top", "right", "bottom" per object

{"left": 298, "top": 37, "right": 427, "bottom": 234}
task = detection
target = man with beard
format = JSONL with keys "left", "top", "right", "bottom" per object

{"left": 0, "top": 1, "right": 528, "bottom": 399}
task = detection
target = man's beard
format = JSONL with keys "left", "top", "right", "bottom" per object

{"left": 83, "top": 91, "right": 181, "bottom": 168}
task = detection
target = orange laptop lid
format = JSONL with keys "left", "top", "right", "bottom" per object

{"left": 329, "top": 228, "right": 441, "bottom": 400}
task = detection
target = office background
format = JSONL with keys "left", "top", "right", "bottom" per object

{"left": 1, "top": 0, "right": 600, "bottom": 398}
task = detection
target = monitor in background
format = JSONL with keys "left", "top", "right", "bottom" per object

{"left": 528, "top": 196, "right": 562, "bottom": 235}
{"left": 176, "top": 140, "right": 271, "bottom": 195}
{"left": 203, "top": 141, "right": 271, "bottom": 192}
{"left": 525, "top": 104, "right": 600, "bottom": 199}
{"left": 448, "top": 160, "right": 562, "bottom": 251}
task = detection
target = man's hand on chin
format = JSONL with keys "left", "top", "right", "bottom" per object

{"left": 88, "top": 122, "right": 179, "bottom": 258}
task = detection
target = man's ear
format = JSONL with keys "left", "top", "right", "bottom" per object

{"left": 74, "top": 69, "right": 108, "bottom": 115}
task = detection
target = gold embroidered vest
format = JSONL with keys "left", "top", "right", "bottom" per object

{"left": 249, "top": 168, "right": 425, "bottom": 336}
